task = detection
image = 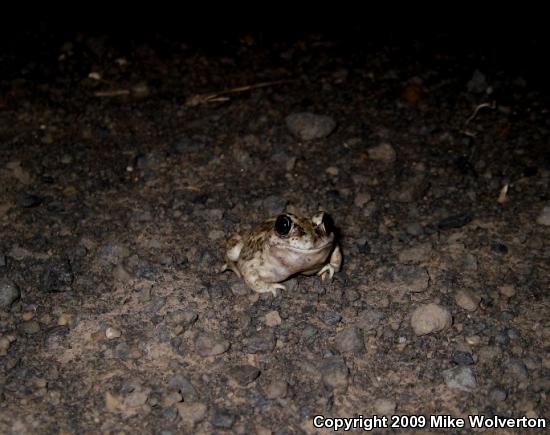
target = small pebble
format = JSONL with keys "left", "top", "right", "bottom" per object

{"left": 335, "top": 326, "right": 364, "bottom": 354}
{"left": 321, "top": 358, "right": 349, "bottom": 390}
{"left": 264, "top": 310, "right": 282, "bottom": 327}
{"left": 0, "top": 278, "right": 21, "bottom": 309}
{"left": 105, "top": 327, "right": 121, "bottom": 339}
{"left": 228, "top": 364, "right": 261, "bottom": 386}
{"left": 354, "top": 192, "right": 371, "bottom": 208}
{"left": 489, "top": 386, "right": 507, "bottom": 402}
{"left": 454, "top": 289, "right": 481, "bottom": 311}
{"left": 264, "top": 379, "right": 288, "bottom": 399}
{"left": 451, "top": 350, "right": 474, "bottom": 365}
{"left": 194, "top": 332, "right": 230, "bottom": 357}
{"left": 466, "top": 335, "right": 481, "bottom": 346}
{"left": 326, "top": 166, "right": 339, "bottom": 176}
{"left": 438, "top": 213, "right": 473, "bottom": 230}
{"left": 368, "top": 142, "right": 396, "bottom": 163}
{"left": 285, "top": 112, "right": 337, "bottom": 140}
{"left": 536, "top": 205, "right": 550, "bottom": 226}
{"left": 124, "top": 387, "right": 150, "bottom": 408}
{"left": 320, "top": 311, "right": 342, "bottom": 326}
{"left": 211, "top": 409, "right": 235, "bottom": 429}
{"left": 176, "top": 402, "right": 207, "bottom": 427}
{"left": 411, "top": 303, "right": 452, "bottom": 336}
{"left": 405, "top": 222, "right": 424, "bottom": 236}
{"left": 355, "top": 309, "right": 384, "bottom": 331}
{"left": 499, "top": 285, "right": 516, "bottom": 298}
{"left": 373, "top": 398, "right": 396, "bottom": 415}
{"left": 243, "top": 331, "right": 275, "bottom": 354}
{"left": 442, "top": 366, "right": 477, "bottom": 391}
{"left": 57, "top": 314, "right": 71, "bottom": 326}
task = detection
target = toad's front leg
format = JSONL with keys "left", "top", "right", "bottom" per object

{"left": 243, "top": 269, "right": 285, "bottom": 297}
{"left": 318, "top": 243, "right": 342, "bottom": 281}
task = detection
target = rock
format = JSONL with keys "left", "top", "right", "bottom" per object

{"left": 262, "top": 195, "right": 287, "bottom": 216}
{"left": 0, "top": 278, "right": 20, "bottom": 309}
{"left": 113, "top": 264, "right": 133, "bottom": 282}
{"left": 536, "top": 206, "right": 550, "bottom": 226}
{"left": 335, "top": 326, "right": 364, "bottom": 354}
{"left": 18, "top": 193, "right": 42, "bottom": 208}
{"left": 285, "top": 112, "right": 337, "bottom": 140}
{"left": 405, "top": 222, "right": 424, "bottom": 236}
{"left": 411, "top": 303, "right": 452, "bottom": 336}
{"left": 355, "top": 309, "right": 384, "bottom": 331}
{"left": 391, "top": 265, "right": 430, "bottom": 293}
{"left": 194, "top": 333, "right": 230, "bottom": 357}
{"left": 105, "top": 327, "right": 121, "bottom": 339}
{"left": 367, "top": 142, "right": 396, "bottom": 163}
{"left": 354, "top": 192, "right": 371, "bottom": 208}
{"left": 145, "top": 296, "right": 166, "bottom": 314}
{"left": 264, "top": 379, "right": 288, "bottom": 399}
{"left": 506, "top": 359, "right": 529, "bottom": 381}
{"left": 243, "top": 330, "right": 275, "bottom": 354}
{"left": 320, "top": 311, "right": 342, "bottom": 326}
{"left": 373, "top": 398, "right": 396, "bottom": 415}
{"left": 264, "top": 310, "right": 282, "bottom": 327}
{"left": 454, "top": 289, "right": 481, "bottom": 311}
{"left": 168, "top": 310, "right": 198, "bottom": 328}
{"left": 442, "top": 366, "right": 477, "bottom": 391}
{"left": 228, "top": 365, "right": 261, "bottom": 386}
{"left": 451, "top": 350, "right": 474, "bottom": 365}
{"left": 98, "top": 244, "right": 129, "bottom": 266}
{"left": 499, "top": 285, "right": 516, "bottom": 298}
{"left": 326, "top": 166, "right": 339, "bottom": 177}
{"left": 172, "top": 136, "right": 203, "bottom": 154}
{"left": 0, "top": 254, "right": 6, "bottom": 267}
{"left": 398, "top": 243, "right": 432, "bottom": 264}
{"left": 230, "top": 282, "right": 249, "bottom": 296}
{"left": 169, "top": 376, "right": 198, "bottom": 401}
{"left": 19, "top": 320, "right": 40, "bottom": 335}
{"left": 489, "top": 386, "right": 507, "bottom": 402}
{"left": 321, "top": 358, "right": 349, "bottom": 390}
{"left": 438, "top": 213, "right": 473, "bottom": 230}
{"left": 124, "top": 387, "right": 150, "bottom": 408}
{"left": 176, "top": 402, "right": 207, "bottom": 427}
{"left": 208, "top": 230, "right": 225, "bottom": 241}
{"left": 211, "top": 409, "right": 235, "bottom": 429}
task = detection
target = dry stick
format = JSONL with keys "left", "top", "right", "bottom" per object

{"left": 184, "top": 79, "right": 295, "bottom": 107}
{"left": 461, "top": 101, "right": 497, "bottom": 137}
{"left": 94, "top": 89, "right": 131, "bottom": 97}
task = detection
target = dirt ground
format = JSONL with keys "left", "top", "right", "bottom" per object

{"left": 0, "top": 24, "right": 549, "bottom": 434}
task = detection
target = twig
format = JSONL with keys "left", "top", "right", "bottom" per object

{"left": 94, "top": 89, "right": 131, "bottom": 97}
{"left": 460, "top": 101, "right": 496, "bottom": 137}
{"left": 185, "top": 79, "right": 295, "bottom": 107}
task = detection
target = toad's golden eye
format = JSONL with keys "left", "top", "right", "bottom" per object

{"left": 275, "top": 214, "right": 292, "bottom": 236}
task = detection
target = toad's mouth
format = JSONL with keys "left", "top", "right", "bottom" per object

{"left": 280, "top": 242, "right": 333, "bottom": 253}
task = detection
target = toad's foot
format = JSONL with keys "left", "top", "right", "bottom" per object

{"left": 317, "top": 263, "right": 336, "bottom": 281}
{"left": 248, "top": 280, "right": 286, "bottom": 297}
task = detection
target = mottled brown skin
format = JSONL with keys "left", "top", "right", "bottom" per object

{"left": 222, "top": 212, "right": 342, "bottom": 296}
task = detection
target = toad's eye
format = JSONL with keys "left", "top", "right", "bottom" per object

{"left": 322, "top": 213, "right": 334, "bottom": 234}
{"left": 275, "top": 214, "right": 292, "bottom": 236}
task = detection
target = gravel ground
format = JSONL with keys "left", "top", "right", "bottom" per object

{"left": 0, "top": 23, "right": 549, "bottom": 434}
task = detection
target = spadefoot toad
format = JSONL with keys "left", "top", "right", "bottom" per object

{"left": 222, "top": 212, "right": 342, "bottom": 296}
